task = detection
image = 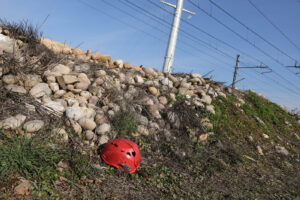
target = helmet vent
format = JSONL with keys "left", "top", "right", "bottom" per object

{"left": 113, "top": 143, "right": 118, "bottom": 147}
{"left": 132, "top": 152, "right": 136, "bottom": 157}
{"left": 126, "top": 152, "right": 131, "bottom": 157}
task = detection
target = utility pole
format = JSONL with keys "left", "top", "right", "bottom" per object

{"left": 286, "top": 61, "right": 300, "bottom": 68}
{"left": 231, "top": 54, "right": 271, "bottom": 88}
{"left": 286, "top": 61, "right": 300, "bottom": 75}
{"left": 231, "top": 54, "right": 240, "bottom": 89}
{"left": 161, "top": 0, "right": 195, "bottom": 73}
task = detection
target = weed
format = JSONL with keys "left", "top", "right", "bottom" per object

{"left": 110, "top": 111, "right": 137, "bottom": 138}
{"left": 0, "top": 129, "right": 64, "bottom": 196}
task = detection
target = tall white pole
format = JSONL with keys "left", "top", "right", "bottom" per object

{"left": 162, "top": 0, "right": 184, "bottom": 73}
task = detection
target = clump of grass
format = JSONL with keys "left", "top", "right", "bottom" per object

{"left": 110, "top": 111, "right": 137, "bottom": 137}
{"left": 0, "top": 130, "right": 64, "bottom": 182}
{"left": 0, "top": 18, "right": 62, "bottom": 76}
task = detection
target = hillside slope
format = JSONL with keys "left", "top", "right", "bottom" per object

{"left": 0, "top": 21, "right": 299, "bottom": 200}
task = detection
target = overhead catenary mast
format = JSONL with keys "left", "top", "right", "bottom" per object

{"left": 161, "top": 0, "right": 195, "bottom": 73}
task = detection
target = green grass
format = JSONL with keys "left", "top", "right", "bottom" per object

{"left": 0, "top": 130, "right": 62, "bottom": 182}
{"left": 110, "top": 111, "right": 138, "bottom": 137}
{"left": 0, "top": 129, "right": 65, "bottom": 196}
{"left": 0, "top": 127, "right": 97, "bottom": 198}
{"left": 241, "top": 91, "right": 300, "bottom": 136}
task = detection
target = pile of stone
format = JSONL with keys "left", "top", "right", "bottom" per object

{"left": 0, "top": 27, "right": 229, "bottom": 151}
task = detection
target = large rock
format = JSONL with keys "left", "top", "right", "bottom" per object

{"left": 143, "top": 67, "right": 158, "bottom": 78}
{"left": 2, "top": 74, "right": 17, "bottom": 84}
{"left": 78, "top": 117, "right": 96, "bottom": 130}
{"left": 200, "top": 95, "right": 212, "bottom": 105}
{"left": 148, "top": 105, "right": 161, "bottom": 119}
{"left": 95, "top": 123, "right": 111, "bottom": 135}
{"left": 14, "top": 178, "right": 31, "bottom": 195}
{"left": 24, "top": 74, "right": 41, "bottom": 89}
{"left": 0, "top": 114, "right": 26, "bottom": 130}
{"left": 160, "top": 77, "right": 173, "bottom": 88}
{"left": 149, "top": 87, "right": 160, "bottom": 97}
{"left": 0, "top": 33, "right": 15, "bottom": 54}
{"left": 98, "top": 135, "right": 109, "bottom": 145}
{"left": 45, "top": 64, "right": 71, "bottom": 77}
{"left": 77, "top": 73, "right": 91, "bottom": 84}
{"left": 63, "top": 75, "right": 78, "bottom": 84}
{"left": 44, "top": 101, "right": 65, "bottom": 113}
{"left": 85, "top": 130, "right": 95, "bottom": 141}
{"left": 53, "top": 128, "right": 69, "bottom": 142}
{"left": 206, "top": 105, "right": 215, "bottom": 114}
{"left": 5, "top": 84, "right": 27, "bottom": 94}
{"left": 72, "top": 48, "right": 85, "bottom": 56}
{"left": 114, "top": 59, "right": 123, "bottom": 68}
{"left": 40, "top": 38, "right": 72, "bottom": 54}
{"left": 91, "top": 52, "right": 102, "bottom": 60}
{"left": 29, "top": 83, "right": 51, "bottom": 98}
{"left": 65, "top": 107, "right": 84, "bottom": 121}
{"left": 23, "top": 120, "right": 44, "bottom": 132}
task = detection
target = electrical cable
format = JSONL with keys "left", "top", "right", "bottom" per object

{"left": 248, "top": 0, "right": 300, "bottom": 52}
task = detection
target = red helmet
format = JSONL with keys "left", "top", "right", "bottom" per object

{"left": 100, "top": 138, "right": 141, "bottom": 173}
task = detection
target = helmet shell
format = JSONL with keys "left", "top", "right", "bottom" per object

{"left": 100, "top": 138, "right": 141, "bottom": 173}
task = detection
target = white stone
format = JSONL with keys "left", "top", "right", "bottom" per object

{"left": 78, "top": 117, "right": 96, "bottom": 130}
{"left": 3, "top": 74, "right": 17, "bottom": 84}
{"left": 80, "top": 91, "right": 92, "bottom": 99}
{"left": 206, "top": 105, "right": 215, "bottom": 114}
{"left": 29, "top": 83, "right": 51, "bottom": 98}
{"left": 191, "top": 73, "right": 202, "bottom": 79}
{"left": 160, "top": 77, "right": 173, "bottom": 88}
{"left": 66, "top": 107, "right": 84, "bottom": 121}
{"left": 115, "top": 59, "right": 123, "bottom": 68}
{"left": 143, "top": 67, "right": 158, "bottom": 78}
{"left": 95, "top": 123, "right": 111, "bottom": 135}
{"left": 44, "top": 101, "right": 65, "bottom": 113}
{"left": 134, "top": 75, "right": 144, "bottom": 84}
{"left": 85, "top": 130, "right": 95, "bottom": 141}
{"left": 0, "top": 114, "right": 26, "bottom": 130}
{"left": 201, "top": 95, "right": 212, "bottom": 105}
{"left": 53, "top": 128, "right": 69, "bottom": 142}
{"left": 54, "top": 90, "right": 66, "bottom": 98}
{"left": 80, "top": 107, "right": 96, "bottom": 119}
{"left": 42, "top": 95, "right": 51, "bottom": 104}
{"left": 98, "top": 135, "right": 109, "bottom": 145}
{"left": 0, "top": 34, "right": 15, "bottom": 54}
{"left": 47, "top": 76, "right": 56, "bottom": 83}
{"left": 23, "top": 120, "right": 44, "bottom": 132}
{"left": 78, "top": 73, "right": 91, "bottom": 84}
{"left": 24, "top": 74, "right": 41, "bottom": 89}
{"left": 52, "top": 64, "right": 71, "bottom": 75}
{"left": 5, "top": 84, "right": 27, "bottom": 94}
{"left": 63, "top": 74, "right": 78, "bottom": 84}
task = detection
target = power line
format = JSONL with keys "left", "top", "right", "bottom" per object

{"left": 122, "top": 0, "right": 239, "bottom": 62}
{"left": 146, "top": 0, "right": 259, "bottom": 66}
{"left": 78, "top": 0, "right": 233, "bottom": 70}
{"left": 187, "top": 0, "right": 300, "bottom": 92}
{"left": 146, "top": 0, "right": 300, "bottom": 95}
{"left": 208, "top": 0, "right": 299, "bottom": 63}
{"left": 117, "top": 0, "right": 234, "bottom": 67}
{"left": 79, "top": 0, "right": 300, "bottom": 97}
{"left": 147, "top": 0, "right": 296, "bottom": 94}
{"left": 247, "top": 0, "right": 300, "bottom": 52}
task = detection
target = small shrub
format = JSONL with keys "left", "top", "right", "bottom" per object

{"left": 110, "top": 111, "right": 137, "bottom": 137}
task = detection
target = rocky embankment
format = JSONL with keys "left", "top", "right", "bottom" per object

{"left": 1, "top": 23, "right": 300, "bottom": 199}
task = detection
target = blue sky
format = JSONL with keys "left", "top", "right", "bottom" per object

{"left": 1, "top": 0, "right": 300, "bottom": 111}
